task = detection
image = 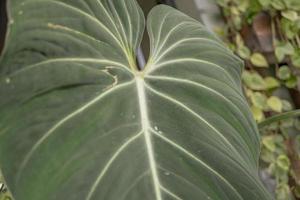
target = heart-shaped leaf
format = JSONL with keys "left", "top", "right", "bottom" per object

{"left": 0, "top": 1, "right": 272, "bottom": 200}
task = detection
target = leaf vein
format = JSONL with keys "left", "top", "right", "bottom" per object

{"left": 151, "top": 129, "right": 243, "bottom": 200}
{"left": 86, "top": 131, "right": 143, "bottom": 200}
{"left": 16, "top": 81, "right": 134, "bottom": 184}
{"left": 145, "top": 83, "right": 244, "bottom": 163}
{"left": 9, "top": 58, "right": 131, "bottom": 77}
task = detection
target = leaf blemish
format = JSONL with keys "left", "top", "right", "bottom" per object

{"left": 5, "top": 78, "right": 11, "bottom": 84}
{"left": 164, "top": 171, "right": 170, "bottom": 176}
{"left": 47, "top": 22, "right": 81, "bottom": 34}
{"left": 47, "top": 23, "right": 60, "bottom": 29}
{"left": 101, "top": 68, "right": 118, "bottom": 89}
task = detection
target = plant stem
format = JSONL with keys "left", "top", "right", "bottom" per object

{"left": 258, "top": 109, "right": 300, "bottom": 128}
{"left": 296, "top": 35, "right": 300, "bottom": 47}
{"left": 271, "top": 17, "right": 280, "bottom": 72}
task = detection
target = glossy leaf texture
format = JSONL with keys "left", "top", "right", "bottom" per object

{"left": 0, "top": 0, "right": 272, "bottom": 200}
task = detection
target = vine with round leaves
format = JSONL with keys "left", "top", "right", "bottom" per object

{"left": 216, "top": 0, "right": 300, "bottom": 199}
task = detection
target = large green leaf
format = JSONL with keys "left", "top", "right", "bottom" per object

{"left": 0, "top": 0, "right": 272, "bottom": 199}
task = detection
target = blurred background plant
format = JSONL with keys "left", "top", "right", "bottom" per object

{"left": 216, "top": 0, "right": 300, "bottom": 199}
{"left": 0, "top": 172, "right": 11, "bottom": 200}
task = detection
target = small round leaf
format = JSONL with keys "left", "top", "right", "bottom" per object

{"left": 250, "top": 53, "right": 269, "bottom": 67}
{"left": 277, "top": 66, "right": 291, "bottom": 80}
{"left": 267, "top": 96, "right": 283, "bottom": 112}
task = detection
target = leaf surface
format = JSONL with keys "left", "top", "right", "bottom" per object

{"left": 0, "top": 1, "right": 272, "bottom": 200}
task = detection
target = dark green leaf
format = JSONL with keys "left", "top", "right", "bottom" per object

{"left": 0, "top": 1, "right": 272, "bottom": 200}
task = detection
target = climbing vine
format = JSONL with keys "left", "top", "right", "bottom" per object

{"left": 216, "top": 0, "right": 300, "bottom": 199}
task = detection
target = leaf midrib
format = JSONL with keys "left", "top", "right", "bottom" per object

{"left": 136, "top": 76, "right": 163, "bottom": 200}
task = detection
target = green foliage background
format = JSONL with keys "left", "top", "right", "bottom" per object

{"left": 216, "top": 0, "right": 300, "bottom": 199}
